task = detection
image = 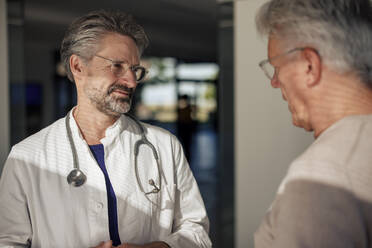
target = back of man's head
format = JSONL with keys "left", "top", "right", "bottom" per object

{"left": 256, "top": 0, "right": 372, "bottom": 87}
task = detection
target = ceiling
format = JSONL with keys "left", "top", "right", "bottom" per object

{"left": 23, "top": 0, "right": 219, "bottom": 62}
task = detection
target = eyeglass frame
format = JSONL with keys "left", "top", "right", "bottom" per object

{"left": 258, "top": 47, "right": 306, "bottom": 80}
{"left": 95, "top": 54, "right": 148, "bottom": 82}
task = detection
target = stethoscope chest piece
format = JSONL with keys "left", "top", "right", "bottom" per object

{"left": 67, "top": 168, "right": 87, "bottom": 187}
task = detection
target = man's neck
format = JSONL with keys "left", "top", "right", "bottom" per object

{"left": 73, "top": 103, "right": 120, "bottom": 145}
{"left": 311, "top": 75, "right": 372, "bottom": 138}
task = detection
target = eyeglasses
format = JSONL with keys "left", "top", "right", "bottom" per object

{"left": 259, "top": 47, "right": 305, "bottom": 80}
{"left": 95, "top": 55, "right": 148, "bottom": 82}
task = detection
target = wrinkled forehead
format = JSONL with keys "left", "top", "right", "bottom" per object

{"left": 97, "top": 33, "right": 140, "bottom": 63}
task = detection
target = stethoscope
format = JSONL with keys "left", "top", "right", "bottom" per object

{"left": 65, "top": 110, "right": 162, "bottom": 202}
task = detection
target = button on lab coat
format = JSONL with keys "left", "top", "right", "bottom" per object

{"left": 0, "top": 112, "right": 211, "bottom": 248}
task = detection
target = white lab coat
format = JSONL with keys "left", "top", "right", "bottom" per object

{"left": 0, "top": 111, "right": 211, "bottom": 248}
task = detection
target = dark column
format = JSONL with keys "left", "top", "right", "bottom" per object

{"left": 217, "top": 1, "right": 234, "bottom": 248}
{"left": 8, "top": 0, "right": 26, "bottom": 145}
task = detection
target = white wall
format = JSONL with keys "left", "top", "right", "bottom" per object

{"left": 0, "top": 0, "right": 10, "bottom": 172}
{"left": 234, "top": 1, "right": 313, "bottom": 247}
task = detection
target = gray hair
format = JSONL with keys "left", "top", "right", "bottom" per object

{"left": 60, "top": 10, "right": 149, "bottom": 82}
{"left": 256, "top": 0, "right": 372, "bottom": 86}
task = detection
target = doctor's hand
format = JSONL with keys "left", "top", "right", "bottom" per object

{"left": 116, "top": 241, "right": 170, "bottom": 248}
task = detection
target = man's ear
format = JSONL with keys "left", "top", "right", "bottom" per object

{"left": 70, "top": 54, "right": 85, "bottom": 81}
{"left": 302, "top": 48, "right": 322, "bottom": 87}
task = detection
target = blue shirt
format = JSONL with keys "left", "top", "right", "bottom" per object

{"left": 89, "top": 144, "right": 121, "bottom": 246}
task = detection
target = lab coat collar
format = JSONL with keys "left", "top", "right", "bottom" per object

{"left": 102, "top": 114, "right": 129, "bottom": 143}
{"left": 67, "top": 108, "right": 130, "bottom": 145}
{"left": 68, "top": 109, "right": 85, "bottom": 144}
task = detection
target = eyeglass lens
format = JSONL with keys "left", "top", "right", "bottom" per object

{"left": 262, "top": 62, "right": 275, "bottom": 80}
{"left": 111, "top": 63, "right": 146, "bottom": 82}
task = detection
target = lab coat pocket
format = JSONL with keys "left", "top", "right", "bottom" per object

{"left": 150, "top": 183, "right": 176, "bottom": 238}
{"left": 160, "top": 183, "right": 176, "bottom": 211}
{"left": 119, "top": 191, "right": 154, "bottom": 242}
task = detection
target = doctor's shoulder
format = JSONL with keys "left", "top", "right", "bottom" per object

{"left": 139, "top": 121, "right": 182, "bottom": 148}
{"left": 5, "top": 117, "right": 66, "bottom": 167}
{"left": 139, "top": 121, "right": 188, "bottom": 168}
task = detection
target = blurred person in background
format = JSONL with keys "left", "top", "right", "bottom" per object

{"left": 0, "top": 10, "right": 211, "bottom": 248}
{"left": 177, "top": 94, "right": 196, "bottom": 161}
{"left": 255, "top": 0, "right": 372, "bottom": 247}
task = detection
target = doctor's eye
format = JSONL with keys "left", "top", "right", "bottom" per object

{"left": 112, "top": 63, "right": 123, "bottom": 69}
{"left": 113, "top": 62, "right": 121, "bottom": 67}
{"left": 111, "top": 63, "right": 125, "bottom": 74}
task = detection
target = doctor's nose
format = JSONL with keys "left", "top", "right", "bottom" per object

{"left": 119, "top": 70, "right": 137, "bottom": 89}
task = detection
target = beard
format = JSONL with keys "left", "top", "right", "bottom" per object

{"left": 85, "top": 82, "right": 134, "bottom": 117}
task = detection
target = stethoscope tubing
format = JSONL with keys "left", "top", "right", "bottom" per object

{"left": 65, "top": 110, "right": 162, "bottom": 203}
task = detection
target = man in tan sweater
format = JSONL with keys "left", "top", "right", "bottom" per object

{"left": 255, "top": 0, "right": 372, "bottom": 247}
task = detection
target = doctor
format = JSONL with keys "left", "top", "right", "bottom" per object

{"left": 0, "top": 10, "right": 211, "bottom": 248}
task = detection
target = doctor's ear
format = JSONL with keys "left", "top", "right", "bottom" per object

{"left": 70, "top": 54, "right": 86, "bottom": 81}
{"left": 302, "top": 48, "right": 322, "bottom": 87}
